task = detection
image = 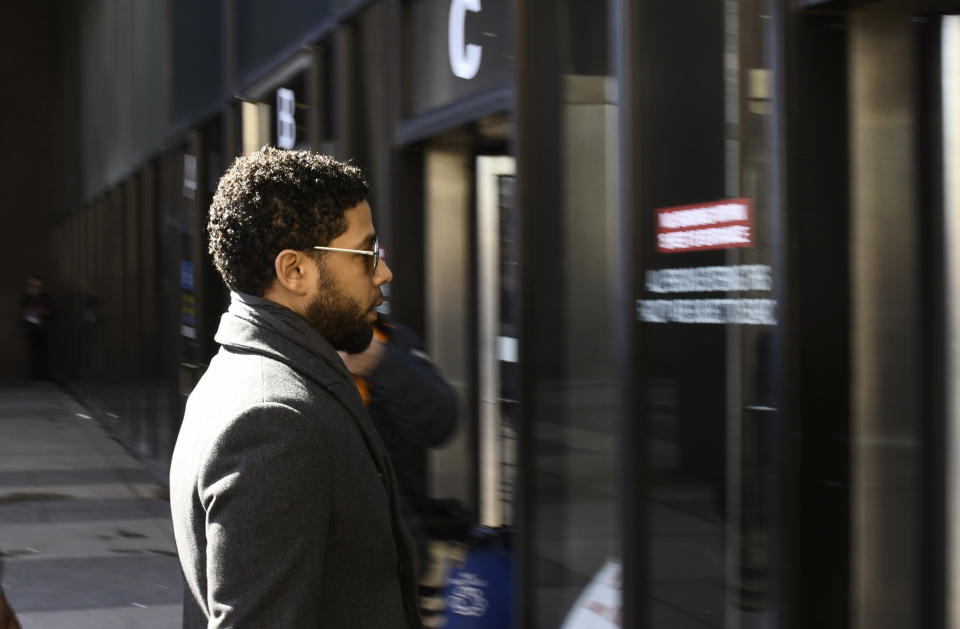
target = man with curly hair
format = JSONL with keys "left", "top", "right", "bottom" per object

{"left": 170, "top": 147, "right": 422, "bottom": 628}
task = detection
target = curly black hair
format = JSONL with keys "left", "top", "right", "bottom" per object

{"left": 207, "top": 146, "right": 369, "bottom": 296}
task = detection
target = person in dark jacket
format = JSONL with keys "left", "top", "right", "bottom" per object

{"left": 340, "top": 313, "right": 459, "bottom": 575}
{"left": 21, "top": 276, "right": 53, "bottom": 380}
{"left": 170, "top": 147, "right": 422, "bottom": 628}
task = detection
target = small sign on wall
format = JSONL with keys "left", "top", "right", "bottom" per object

{"left": 449, "top": 0, "right": 482, "bottom": 79}
{"left": 656, "top": 198, "right": 753, "bottom": 253}
{"left": 276, "top": 87, "right": 296, "bottom": 149}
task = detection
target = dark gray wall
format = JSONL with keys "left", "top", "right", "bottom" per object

{"left": 74, "top": 0, "right": 172, "bottom": 201}
{"left": 236, "top": 0, "right": 333, "bottom": 86}
{"left": 172, "top": 0, "right": 222, "bottom": 128}
{"left": 0, "top": 1, "right": 60, "bottom": 378}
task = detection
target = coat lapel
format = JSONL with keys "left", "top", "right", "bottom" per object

{"left": 214, "top": 293, "right": 394, "bottom": 481}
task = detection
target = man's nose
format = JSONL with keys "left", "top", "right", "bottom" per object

{"left": 375, "top": 259, "right": 393, "bottom": 285}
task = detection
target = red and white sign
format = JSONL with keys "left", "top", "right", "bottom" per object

{"left": 656, "top": 198, "right": 753, "bottom": 253}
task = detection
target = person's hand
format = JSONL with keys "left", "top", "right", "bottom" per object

{"left": 338, "top": 339, "right": 386, "bottom": 377}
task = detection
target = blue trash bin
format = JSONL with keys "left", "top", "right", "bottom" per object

{"left": 443, "top": 526, "right": 513, "bottom": 628}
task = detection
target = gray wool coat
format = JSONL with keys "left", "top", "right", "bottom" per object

{"left": 170, "top": 292, "right": 422, "bottom": 628}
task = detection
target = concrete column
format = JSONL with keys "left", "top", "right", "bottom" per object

{"left": 425, "top": 142, "right": 472, "bottom": 502}
{"left": 850, "top": 11, "right": 921, "bottom": 629}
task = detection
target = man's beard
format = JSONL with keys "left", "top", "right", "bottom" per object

{"left": 304, "top": 274, "right": 375, "bottom": 354}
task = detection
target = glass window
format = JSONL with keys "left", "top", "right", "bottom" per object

{"left": 635, "top": 1, "right": 780, "bottom": 627}
{"left": 520, "top": 3, "right": 623, "bottom": 627}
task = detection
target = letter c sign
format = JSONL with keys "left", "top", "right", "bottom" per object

{"left": 449, "top": 0, "right": 482, "bottom": 79}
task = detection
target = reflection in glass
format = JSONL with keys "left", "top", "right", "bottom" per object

{"left": 638, "top": 0, "right": 778, "bottom": 627}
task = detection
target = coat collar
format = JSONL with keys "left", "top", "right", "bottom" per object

{"left": 214, "top": 291, "right": 356, "bottom": 392}
{"left": 214, "top": 292, "right": 385, "bottom": 459}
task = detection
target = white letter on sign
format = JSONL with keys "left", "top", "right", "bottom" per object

{"left": 277, "top": 88, "right": 296, "bottom": 149}
{"left": 449, "top": 0, "right": 482, "bottom": 79}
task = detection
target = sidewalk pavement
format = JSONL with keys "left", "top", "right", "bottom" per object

{"left": 0, "top": 382, "right": 182, "bottom": 628}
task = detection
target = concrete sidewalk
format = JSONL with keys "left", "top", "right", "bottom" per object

{"left": 0, "top": 382, "right": 181, "bottom": 628}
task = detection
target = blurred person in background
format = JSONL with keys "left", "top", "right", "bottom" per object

{"left": 340, "top": 311, "right": 459, "bottom": 574}
{"left": 170, "top": 147, "right": 422, "bottom": 628}
{"left": 20, "top": 275, "right": 53, "bottom": 380}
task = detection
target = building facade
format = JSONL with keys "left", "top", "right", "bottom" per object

{"left": 47, "top": 0, "right": 960, "bottom": 627}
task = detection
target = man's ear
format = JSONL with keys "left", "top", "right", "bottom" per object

{"left": 273, "top": 249, "right": 311, "bottom": 295}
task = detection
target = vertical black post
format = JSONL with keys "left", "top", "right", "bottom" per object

{"left": 914, "top": 16, "right": 946, "bottom": 629}
{"left": 514, "top": 0, "right": 564, "bottom": 626}
{"left": 783, "top": 8, "right": 851, "bottom": 629}
{"left": 768, "top": 0, "right": 790, "bottom": 626}
{"left": 513, "top": 1, "right": 534, "bottom": 624}
{"left": 611, "top": 0, "right": 645, "bottom": 627}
